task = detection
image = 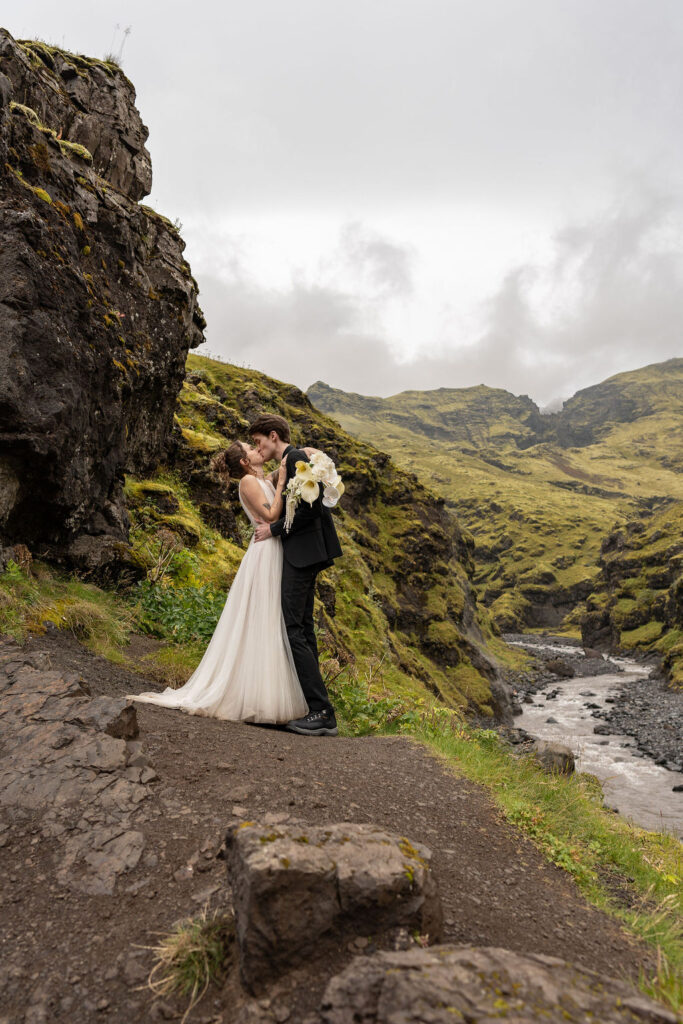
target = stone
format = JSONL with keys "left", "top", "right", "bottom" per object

{"left": 0, "top": 645, "right": 154, "bottom": 894}
{"left": 546, "top": 658, "right": 575, "bottom": 678}
{"left": 529, "top": 740, "right": 575, "bottom": 775}
{"left": 316, "top": 945, "right": 678, "bottom": 1023}
{"left": 68, "top": 697, "right": 139, "bottom": 739}
{"left": 226, "top": 820, "right": 442, "bottom": 993}
{"left": 126, "top": 740, "right": 151, "bottom": 767}
{"left": 0, "top": 28, "right": 205, "bottom": 574}
{"left": 594, "top": 724, "right": 613, "bottom": 736}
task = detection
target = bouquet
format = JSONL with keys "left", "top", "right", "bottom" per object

{"left": 284, "top": 451, "right": 345, "bottom": 533}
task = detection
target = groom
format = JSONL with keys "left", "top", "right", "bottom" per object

{"left": 250, "top": 414, "right": 342, "bottom": 737}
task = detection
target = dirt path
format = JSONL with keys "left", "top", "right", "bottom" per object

{"left": 0, "top": 633, "right": 654, "bottom": 1023}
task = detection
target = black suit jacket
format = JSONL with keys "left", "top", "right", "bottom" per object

{"left": 269, "top": 446, "right": 343, "bottom": 569}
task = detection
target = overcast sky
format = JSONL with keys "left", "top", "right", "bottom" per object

{"left": 8, "top": 1, "right": 683, "bottom": 406}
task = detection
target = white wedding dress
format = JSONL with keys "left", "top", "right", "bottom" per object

{"left": 130, "top": 478, "right": 308, "bottom": 723}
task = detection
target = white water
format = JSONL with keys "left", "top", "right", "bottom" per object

{"left": 512, "top": 644, "right": 683, "bottom": 838}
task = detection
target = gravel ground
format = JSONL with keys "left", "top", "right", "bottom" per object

{"left": 0, "top": 631, "right": 659, "bottom": 1023}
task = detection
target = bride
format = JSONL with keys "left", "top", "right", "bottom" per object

{"left": 129, "top": 440, "right": 311, "bottom": 723}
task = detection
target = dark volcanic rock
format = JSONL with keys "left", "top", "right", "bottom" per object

{"left": 0, "top": 30, "right": 204, "bottom": 574}
{"left": 227, "top": 819, "right": 442, "bottom": 994}
{"left": 0, "top": 639, "right": 154, "bottom": 895}
{"left": 316, "top": 946, "right": 676, "bottom": 1023}
{"left": 546, "top": 657, "right": 576, "bottom": 678}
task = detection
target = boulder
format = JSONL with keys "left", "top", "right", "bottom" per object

{"left": 530, "top": 740, "right": 575, "bottom": 775}
{"left": 317, "top": 945, "right": 677, "bottom": 1023}
{"left": 226, "top": 820, "right": 442, "bottom": 993}
{"left": 546, "top": 658, "right": 576, "bottom": 678}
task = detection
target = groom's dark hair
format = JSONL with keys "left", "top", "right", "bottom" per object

{"left": 249, "top": 414, "right": 291, "bottom": 443}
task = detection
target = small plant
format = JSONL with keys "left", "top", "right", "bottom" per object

{"left": 145, "top": 908, "right": 233, "bottom": 1022}
{"left": 135, "top": 580, "right": 226, "bottom": 645}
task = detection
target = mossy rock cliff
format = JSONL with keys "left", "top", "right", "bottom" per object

{"left": 0, "top": 29, "right": 205, "bottom": 574}
{"left": 582, "top": 502, "right": 683, "bottom": 686}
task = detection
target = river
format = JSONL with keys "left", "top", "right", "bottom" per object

{"left": 509, "top": 640, "right": 683, "bottom": 839}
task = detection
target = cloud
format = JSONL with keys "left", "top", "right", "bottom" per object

{"left": 468, "top": 184, "right": 683, "bottom": 402}
{"left": 336, "top": 223, "right": 415, "bottom": 297}
{"left": 196, "top": 188, "right": 683, "bottom": 405}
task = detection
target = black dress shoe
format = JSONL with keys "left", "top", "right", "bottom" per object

{"left": 286, "top": 709, "right": 338, "bottom": 736}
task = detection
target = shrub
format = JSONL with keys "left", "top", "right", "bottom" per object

{"left": 135, "top": 581, "right": 226, "bottom": 645}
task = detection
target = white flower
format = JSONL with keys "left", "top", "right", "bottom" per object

{"left": 310, "top": 451, "right": 334, "bottom": 471}
{"left": 295, "top": 460, "right": 316, "bottom": 483}
{"left": 300, "top": 479, "right": 320, "bottom": 504}
{"left": 283, "top": 453, "right": 343, "bottom": 530}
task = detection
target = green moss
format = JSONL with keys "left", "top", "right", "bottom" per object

{"left": 18, "top": 40, "right": 122, "bottom": 80}
{"left": 620, "top": 621, "right": 665, "bottom": 647}
{"left": 308, "top": 365, "right": 683, "bottom": 654}
{"left": 180, "top": 428, "right": 222, "bottom": 453}
{"left": 489, "top": 591, "right": 531, "bottom": 631}
{"left": 5, "top": 163, "right": 54, "bottom": 205}
{"left": 58, "top": 139, "right": 93, "bottom": 163}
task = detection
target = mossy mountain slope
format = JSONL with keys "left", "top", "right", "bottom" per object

{"left": 308, "top": 360, "right": 683, "bottom": 661}
{"left": 582, "top": 501, "right": 683, "bottom": 686}
{"left": 124, "top": 354, "right": 512, "bottom": 719}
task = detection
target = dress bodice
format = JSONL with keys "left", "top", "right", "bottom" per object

{"left": 239, "top": 477, "right": 275, "bottom": 526}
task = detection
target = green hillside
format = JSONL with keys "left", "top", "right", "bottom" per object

{"left": 122, "top": 354, "right": 514, "bottom": 717}
{"left": 308, "top": 359, "right": 683, "bottom": 677}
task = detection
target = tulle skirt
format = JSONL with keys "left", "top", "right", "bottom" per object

{"left": 129, "top": 537, "right": 308, "bottom": 723}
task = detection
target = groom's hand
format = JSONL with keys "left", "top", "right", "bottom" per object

{"left": 254, "top": 522, "right": 271, "bottom": 542}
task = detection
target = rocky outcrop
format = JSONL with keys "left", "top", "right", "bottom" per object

{"left": 226, "top": 819, "right": 442, "bottom": 993}
{"left": 0, "top": 639, "right": 155, "bottom": 895}
{"left": 581, "top": 503, "right": 683, "bottom": 685}
{"left": 0, "top": 30, "right": 204, "bottom": 574}
{"left": 316, "top": 946, "right": 677, "bottom": 1023}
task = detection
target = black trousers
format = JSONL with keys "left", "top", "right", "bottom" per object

{"left": 281, "top": 560, "right": 334, "bottom": 715}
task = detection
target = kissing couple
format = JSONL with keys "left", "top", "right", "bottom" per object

{"left": 131, "top": 413, "right": 342, "bottom": 737}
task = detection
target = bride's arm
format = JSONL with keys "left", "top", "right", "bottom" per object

{"left": 239, "top": 463, "right": 287, "bottom": 524}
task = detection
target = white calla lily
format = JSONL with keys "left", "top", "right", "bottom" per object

{"left": 300, "top": 479, "right": 320, "bottom": 504}
{"left": 295, "top": 461, "right": 316, "bottom": 483}
{"left": 283, "top": 453, "right": 343, "bottom": 530}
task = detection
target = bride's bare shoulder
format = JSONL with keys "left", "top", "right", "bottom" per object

{"left": 239, "top": 475, "right": 260, "bottom": 493}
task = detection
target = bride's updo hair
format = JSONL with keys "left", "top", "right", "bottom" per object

{"left": 211, "top": 441, "right": 250, "bottom": 481}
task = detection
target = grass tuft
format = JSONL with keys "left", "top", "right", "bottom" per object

{"left": 145, "top": 908, "right": 234, "bottom": 1023}
{"left": 0, "top": 561, "right": 133, "bottom": 661}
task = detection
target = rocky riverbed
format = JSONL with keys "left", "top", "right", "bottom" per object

{"left": 504, "top": 634, "right": 682, "bottom": 773}
{"left": 500, "top": 634, "right": 682, "bottom": 836}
